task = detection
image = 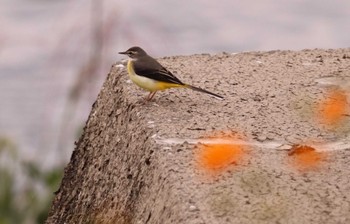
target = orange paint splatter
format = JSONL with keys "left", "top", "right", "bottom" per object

{"left": 196, "top": 132, "right": 247, "bottom": 174}
{"left": 288, "top": 144, "right": 325, "bottom": 171}
{"left": 317, "top": 88, "right": 348, "bottom": 126}
{"left": 198, "top": 143, "right": 244, "bottom": 170}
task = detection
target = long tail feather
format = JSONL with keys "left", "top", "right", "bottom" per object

{"left": 186, "top": 85, "right": 224, "bottom": 100}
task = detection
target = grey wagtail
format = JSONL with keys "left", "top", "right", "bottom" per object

{"left": 119, "top": 46, "right": 224, "bottom": 101}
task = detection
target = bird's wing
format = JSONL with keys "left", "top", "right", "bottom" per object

{"left": 133, "top": 57, "right": 184, "bottom": 85}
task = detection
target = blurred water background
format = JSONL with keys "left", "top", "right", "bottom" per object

{"left": 1, "top": 0, "right": 350, "bottom": 167}
{"left": 0, "top": 0, "right": 349, "bottom": 222}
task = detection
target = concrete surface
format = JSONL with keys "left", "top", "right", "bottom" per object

{"left": 46, "top": 48, "right": 350, "bottom": 224}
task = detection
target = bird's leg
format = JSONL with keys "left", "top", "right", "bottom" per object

{"left": 148, "top": 91, "right": 157, "bottom": 101}
{"left": 145, "top": 91, "right": 155, "bottom": 101}
{"left": 145, "top": 92, "right": 151, "bottom": 101}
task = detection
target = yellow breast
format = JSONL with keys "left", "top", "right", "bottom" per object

{"left": 126, "top": 59, "right": 183, "bottom": 91}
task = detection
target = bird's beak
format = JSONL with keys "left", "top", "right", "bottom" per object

{"left": 119, "top": 51, "right": 127, "bottom": 55}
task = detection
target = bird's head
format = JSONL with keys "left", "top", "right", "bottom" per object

{"left": 119, "top": 46, "right": 147, "bottom": 59}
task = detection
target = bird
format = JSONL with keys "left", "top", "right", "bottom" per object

{"left": 119, "top": 46, "right": 224, "bottom": 101}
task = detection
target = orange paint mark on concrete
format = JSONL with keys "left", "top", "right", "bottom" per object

{"left": 288, "top": 144, "right": 326, "bottom": 171}
{"left": 198, "top": 143, "right": 244, "bottom": 170}
{"left": 196, "top": 132, "right": 247, "bottom": 174}
{"left": 317, "top": 88, "right": 348, "bottom": 126}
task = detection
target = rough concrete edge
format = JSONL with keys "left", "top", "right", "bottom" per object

{"left": 46, "top": 66, "right": 139, "bottom": 223}
{"left": 46, "top": 63, "right": 189, "bottom": 224}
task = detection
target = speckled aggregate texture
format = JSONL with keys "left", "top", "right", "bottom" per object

{"left": 46, "top": 49, "right": 350, "bottom": 224}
